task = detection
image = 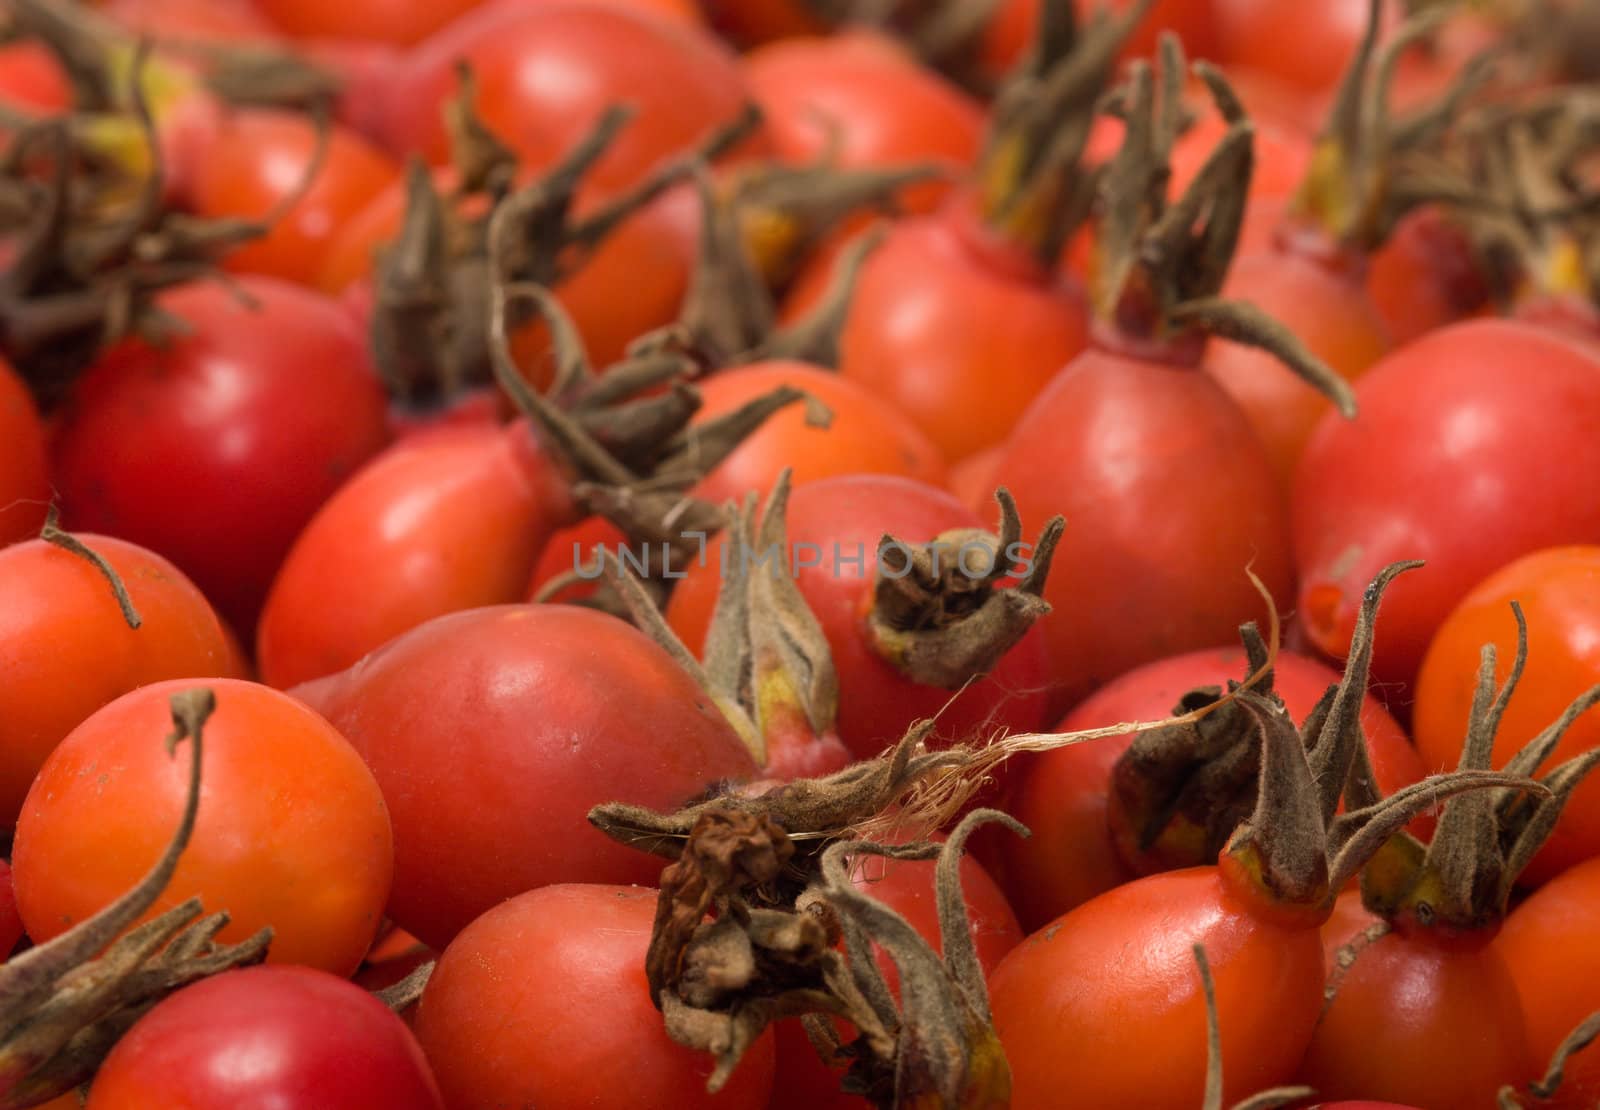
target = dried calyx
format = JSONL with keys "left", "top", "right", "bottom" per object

{"left": 601, "top": 471, "right": 853, "bottom": 779}
{"left": 1448, "top": 93, "right": 1600, "bottom": 327}
{"left": 1192, "top": 944, "right": 1314, "bottom": 1110}
{"left": 727, "top": 150, "right": 944, "bottom": 290}
{"left": 864, "top": 487, "right": 1062, "bottom": 690}
{"left": 488, "top": 281, "right": 825, "bottom": 614}
{"left": 1106, "top": 622, "right": 1279, "bottom": 877}
{"left": 1355, "top": 603, "right": 1600, "bottom": 936}
{"left": 1091, "top": 34, "right": 1355, "bottom": 417}
{"left": 1218, "top": 561, "right": 1545, "bottom": 921}
{"left": 0, "top": 48, "right": 322, "bottom": 405}
{"left": 798, "top": 0, "right": 1009, "bottom": 92}
{"left": 6, "top": 0, "right": 342, "bottom": 117}
{"left": 637, "top": 803, "right": 1022, "bottom": 1107}
{"left": 973, "top": 0, "right": 1154, "bottom": 269}
{"left": 371, "top": 63, "right": 760, "bottom": 408}
{"left": 1281, "top": 0, "right": 1499, "bottom": 266}
{"left": 0, "top": 689, "right": 271, "bottom": 1109}
{"left": 629, "top": 166, "right": 894, "bottom": 371}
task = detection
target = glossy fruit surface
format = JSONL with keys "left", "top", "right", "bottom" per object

{"left": 14, "top": 678, "right": 393, "bottom": 975}
{"left": 0, "top": 534, "right": 236, "bottom": 827}
{"left": 256, "top": 422, "right": 572, "bottom": 690}
{"left": 791, "top": 213, "right": 1090, "bottom": 462}
{"left": 1496, "top": 856, "right": 1600, "bottom": 1110}
{"left": 88, "top": 965, "right": 444, "bottom": 1109}
{"left": 1301, "top": 890, "right": 1533, "bottom": 1108}
{"left": 381, "top": 1, "right": 759, "bottom": 189}
{"left": 1205, "top": 250, "right": 1390, "bottom": 491}
{"left": 994, "top": 346, "right": 1293, "bottom": 714}
{"left": 988, "top": 867, "right": 1323, "bottom": 1107}
{"left": 0, "top": 354, "right": 50, "bottom": 546}
{"left": 414, "top": 883, "right": 777, "bottom": 1110}
{"left": 50, "top": 278, "right": 391, "bottom": 635}
{"left": 294, "top": 605, "right": 757, "bottom": 948}
{"left": 188, "top": 110, "right": 399, "bottom": 286}
{"left": 1293, "top": 319, "right": 1600, "bottom": 695}
{"left": 745, "top": 35, "right": 982, "bottom": 213}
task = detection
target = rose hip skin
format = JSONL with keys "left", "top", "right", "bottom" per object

{"left": 1293, "top": 319, "right": 1600, "bottom": 695}
{"left": 294, "top": 604, "right": 757, "bottom": 949}
{"left": 50, "top": 278, "right": 391, "bottom": 637}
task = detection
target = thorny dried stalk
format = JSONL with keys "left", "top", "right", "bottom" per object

{"left": 0, "top": 688, "right": 272, "bottom": 1109}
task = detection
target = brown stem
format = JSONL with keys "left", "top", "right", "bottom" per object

{"left": 39, "top": 505, "right": 141, "bottom": 629}
{"left": 1193, "top": 944, "right": 1316, "bottom": 1110}
{"left": 1502, "top": 1007, "right": 1600, "bottom": 1107}
{"left": 372, "top": 961, "right": 434, "bottom": 1014}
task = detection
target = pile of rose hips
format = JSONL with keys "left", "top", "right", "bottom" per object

{"left": 1, "top": 0, "right": 1600, "bottom": 1106}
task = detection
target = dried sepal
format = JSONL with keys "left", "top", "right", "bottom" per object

{"left": 1106, "top": 622, "right": 1277, "bottom": 876}
{"left": 730, "top": 156, "right": 939, "bottom": 288}
{"left": 865, "top": 487, "right": 1063, "bottom": 690}
{"left": 483, "top": 279, "right": 819, "bottom": 583}
{"left": 976, "top": 0, "right": 1156, "bottom": 265}
{"left": 1091, "top": 34, "right": 1354, "bottom": 415}
{"left": 1448, "top": 92, "right": 1600, "bottom": 319}
{"left": 0, "top": 688, "right": 272, "bottom": 1108}
{"left": 816, "top": 810, "right": 1023, "bottom": 1108}
{"left": 639, "top": 800, "right": 1022, "bottom": 1108}
{"left": 630, "top": 165, "right": 890, "bottom": 371}
{"left": 595, "top": 475, "right": 850, "bottom": 779}
{"left": 644, "top": 807, "right": 878, "bottom": 1093}
{"left": 589, "top": 723, "right": 970, "bottom": 865}
{"left": 799, "top": 0, "right": 1009, "bottom": 93}
{"left": 1353, "top": 599, "right": 1600, "bottom": 932}
{"left": 370, "top": 65, "right": 760, "bottom": 405}
{"left": 1219, "top": 561, "right": 1546, "bottom": 914}
{"left": 1286, "top": 0, "right": 1501, "bottom": 255}
{"left": 0, "top": 43, "right": 319, "bottom": 400}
